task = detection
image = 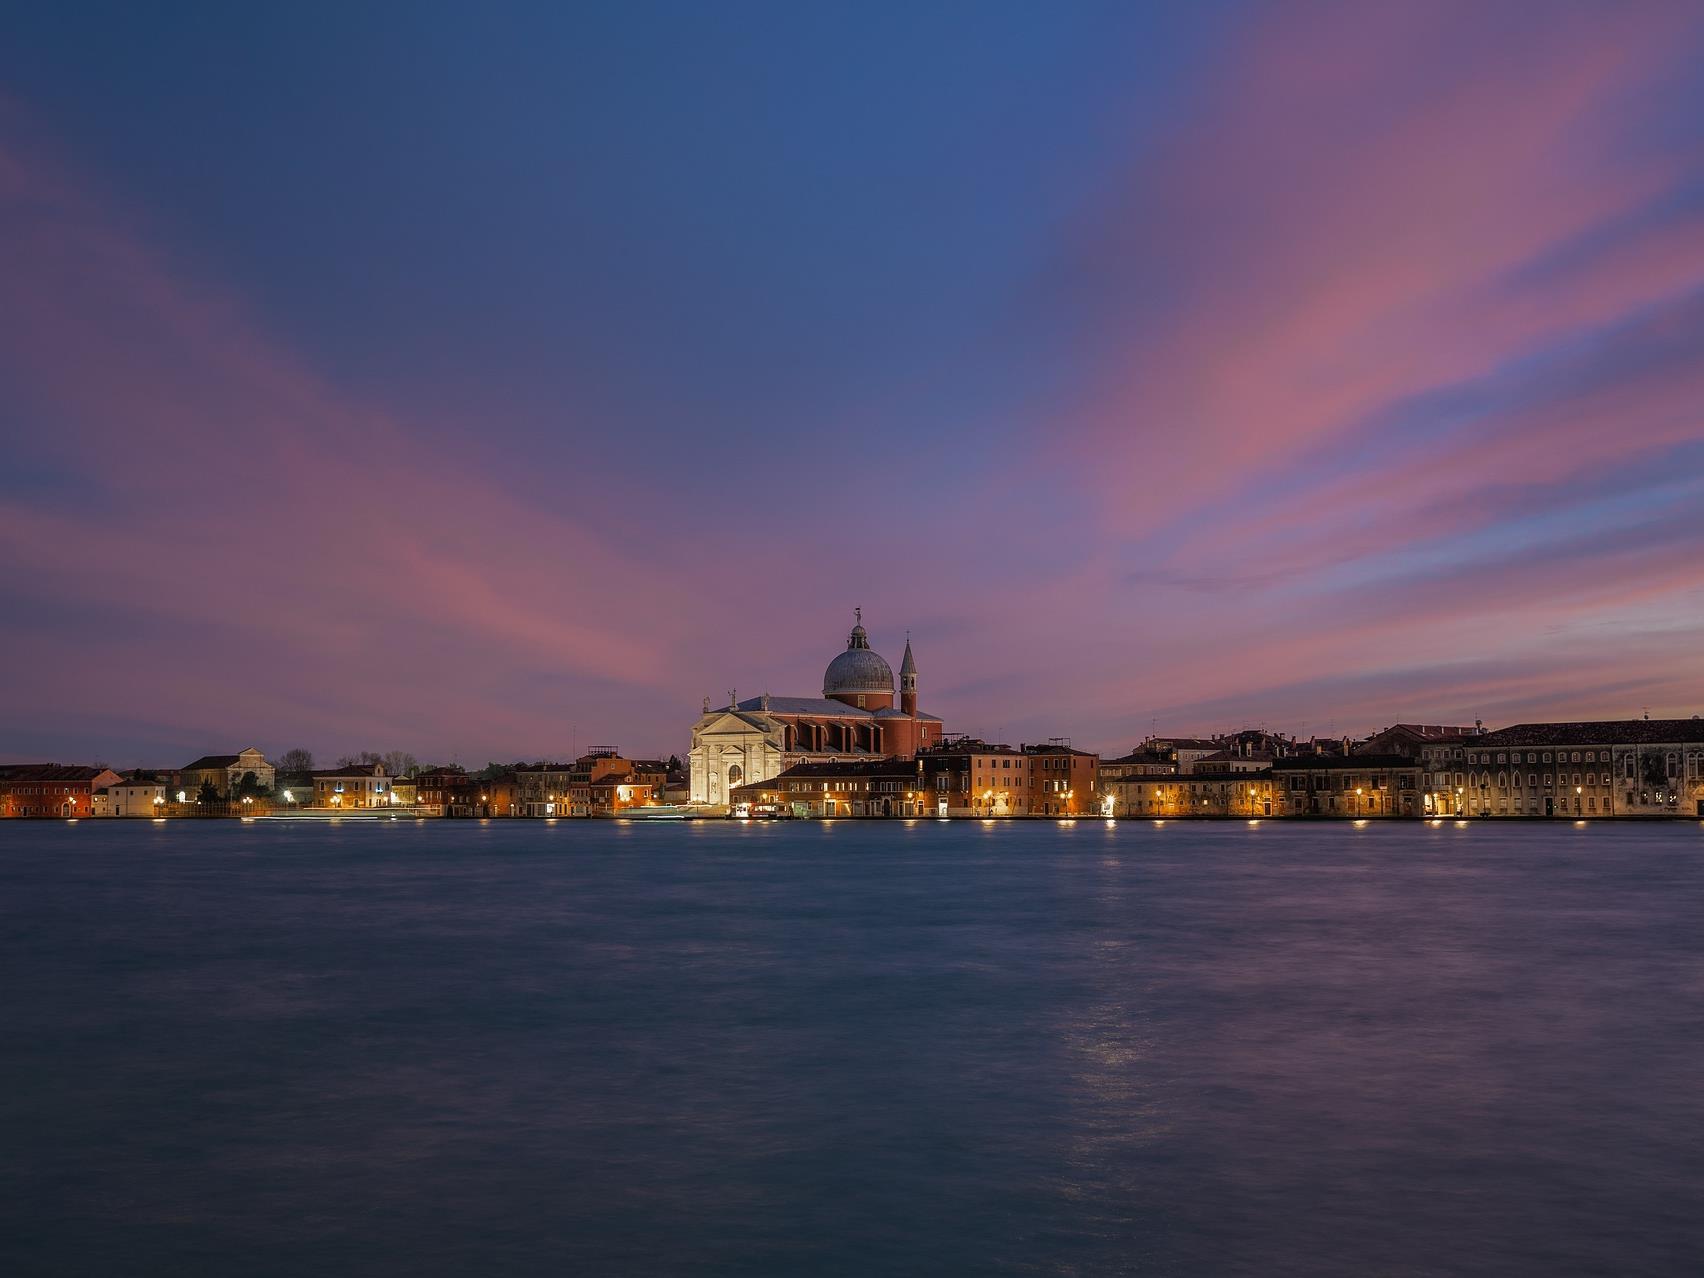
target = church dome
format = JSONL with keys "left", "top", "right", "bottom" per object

{"left": 823, "top": 614, "right": 894, "bottom": 697}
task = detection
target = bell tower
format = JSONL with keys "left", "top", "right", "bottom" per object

{"left": 900, "top": 633, "right": 918, "bottom": 717}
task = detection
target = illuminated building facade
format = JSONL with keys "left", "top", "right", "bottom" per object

{"left": 731, "top": 759, "right": 926, "bottom": 818}
{"left": 1461, "top": 720, "right": 1704, "bottom": 818}
{"left": 0, "top": 765, "right": 124, "bottom": 818}
{"left": 1272, "top": 755, "right": 1423, "bottom": 818}
{"left": 1023, "top": 743, "right": 1099, "bottom": 816}
{"left": 917, "top": 740, "right": 1030, "bottom": 817}
{"left": 689, "top": 613, "right": 943, "bottom": 806}
{"left": 1106, "top": 772, "right": 1275, "bottom": 818}
{"left": 312, "top": 762, "right": 393, "bottom": 808}
{"left": 93, "top": 775, "right": 167, "bottom": 817}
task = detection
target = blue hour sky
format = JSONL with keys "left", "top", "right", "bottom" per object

{"left": 2, "top": 1, "right": 1702, "bottom": 766}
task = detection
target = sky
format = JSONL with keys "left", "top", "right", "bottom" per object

{"left": 2, "top": 1, "right": 1703, "bottom": 767}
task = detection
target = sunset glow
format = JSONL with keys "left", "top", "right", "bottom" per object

{"left": 3, "top": 2, "right": 1702, "bottom": 763}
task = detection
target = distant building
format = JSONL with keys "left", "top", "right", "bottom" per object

{"left": 918, "top": 739, "right": 1030, "bottom": 817}
{"left": 273, "top": 772, "right": 313, "bottom": 807}
{"left": 1109, "top": 772, "right": 1275, "bottom": 818}
{"left": 415, "top": 767, "right": 472, "bottom": 815}
{"left": 732, "top": 758, "right": 924, "bottom": 818}
{"left": 587, "top": 759, "right": 670, "bottom": 816}
{"left": 1112, "top": 736, "right": 1225, "bottom": 775}
{"left": 1219, "top": 729, "right": 1296, "bottom": 758}
{"left": 312, "top": 762, "right": 392, "bottom": 808}
{"left": 1023, "top": 742, "right": 1099, "bottom": 816}
{"left": 1412, "top": 736, "right": 1477, "bottom": 815}
{"left": 1100, "top": 748, "right": 1178, "bottom": 780}
{"left": 689, "top": 613, "right": 943, "bottom": 806}
{"left": 556, "top": 749, "right": 667, "bottom": 816}
{"left": 1189, "top": 748, "right": 1272, "bottom": 773}
{"left": 1359, "top": 723, "right": 1481, "bottom": 758}
{"left": 479, "top": 771, "right": 520, "bottom": 818}
{"left": 0, "top": 764, "right": 124, "bottom": 817}
{"left": 1461, "top": 720, "right": 1704, "bottom": 818}
{"left": 94, "top": 773, "right": 166, "bottom": 817}
{"left": 1272, "top": 755, "right": 1423, "bottom": 818}
{"left": 1147, "top": 737, "right": 1224, "bottom": 774}
{"left": 515, "top": 764, "right": 575, "bottom": 817}
{"left": 179, "top": 749, "right": 275, "bottom": 799}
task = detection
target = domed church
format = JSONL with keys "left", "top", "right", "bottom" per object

{"left": 688, "top": 611, "right": 944, "bottom": 807}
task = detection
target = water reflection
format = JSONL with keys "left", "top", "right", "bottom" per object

{"left": 2, "top": 820, "right": 1699, "bottom": 1276}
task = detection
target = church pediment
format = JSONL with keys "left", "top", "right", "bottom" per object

{"left": 696, "top": 710, "right": 776, "bottom": 736}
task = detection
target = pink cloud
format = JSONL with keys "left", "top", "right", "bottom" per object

{"left": 1055, "top": 1, "right": 1704, "bottom": 538}
{"left": 0, "top": 110, "right": 742, "bottom": 760}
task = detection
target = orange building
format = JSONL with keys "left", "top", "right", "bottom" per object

{"left": 1023, "top": 743, "right": 1100, "bottom": 816}
{"left": 1, "top": 764, "right": 123, "bottom": 817}
{"left": 918, "top": 740, "right": 1031, "bottom": 816}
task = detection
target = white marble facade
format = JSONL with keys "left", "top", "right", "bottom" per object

{"left": 688, "top": 705, "right": 788, "bottom": 806}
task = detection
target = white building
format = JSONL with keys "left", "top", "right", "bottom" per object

{"left": 689, "top": 703, "right": 793, "bottom": 807}
{"left": 96, "top": 776, "right": 166, "bottom": 817}
{"left": 312, "top": 763, "right": 394, "bottom": 808}
{"left": 688, "top": 614, "right": 942, "bottom": 807}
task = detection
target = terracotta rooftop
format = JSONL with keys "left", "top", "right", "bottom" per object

{"left": 1474, "top": 719, "right": 1704, "bottom": 747}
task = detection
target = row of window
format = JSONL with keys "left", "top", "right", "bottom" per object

{"left": 1470, "top": 749, "right": 1704, "bottom": 772}
{"left": 1476, "top": 772, "right": 1608, "bottom": 788}
{"left": 1473, "top": 750, "right": 1604, "bottom": 764}
{"left": 1128, "top": 783, "right": 1268, "bottom": 794}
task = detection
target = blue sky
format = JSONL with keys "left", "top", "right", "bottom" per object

{"left": 2, "top": 1, "right": 1702, "bottom": 765}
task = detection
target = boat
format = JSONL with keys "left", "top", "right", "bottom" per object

{"left": 598, "top": 804, "right": 697, "bottom": 820}
{"left": 257, "top": 810, "right": 385, "bottom": 821}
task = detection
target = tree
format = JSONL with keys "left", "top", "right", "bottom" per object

{"left": 278, "top": 748, "right": 314, "bottom": 774}
{"left": 236, "top": 770, "right": 270, "bottom": 800}
{"left": 335, "top": 750, "right": 418, "bottom": 776}
{"left": 381, "top": 751, "right": 419, "bottom": 779}
{"left": 196, "top": 779, "right": 220, "bottom": 806}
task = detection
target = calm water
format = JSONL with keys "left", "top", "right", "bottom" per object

{"left": 2, "top": 819, "right": 1702, "bottom": 1276}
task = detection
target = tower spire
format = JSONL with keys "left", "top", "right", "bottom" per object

{"left": 900, "top": 632, "right": 918, "bottom": 716}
